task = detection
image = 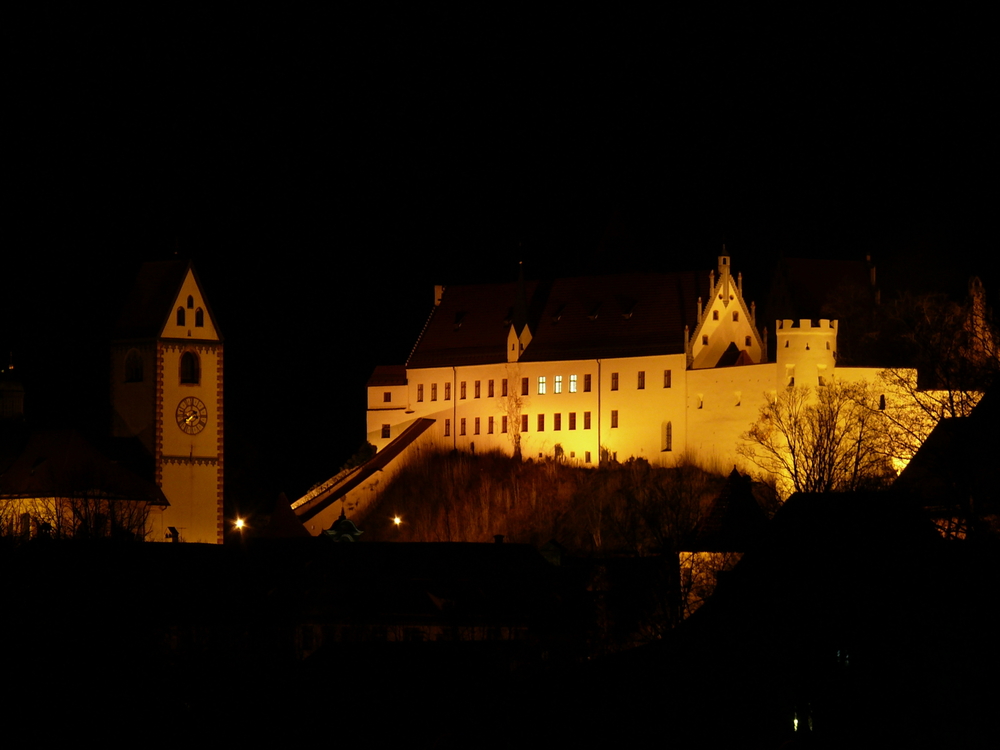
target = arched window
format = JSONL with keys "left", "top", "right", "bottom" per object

{"left": 195, "top": 308, "right": 204, "bottom": 327}
{"left": 663, "top": 421, "right": 673, "bottom": 452}
{"left": 187, "top": 295, "right": 194, "bottom": 309}
{"left": 176, "top": 307, "right": 185, "bottom": 326}
{"left": 180, "top": 351, "right": 200, "bottom": 384}
{"left": 125, "top": 349, "right": 143, "bottom": 383}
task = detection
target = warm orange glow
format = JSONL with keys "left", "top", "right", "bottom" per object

{"left": 393, "top": 515, "right": 401, "bottom": 526}
{"left": 234, "top": 517, "right": 246, "bottom": 530}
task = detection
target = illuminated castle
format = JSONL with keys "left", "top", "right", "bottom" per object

{"left": 364, "top": 253, "right": 880, "bottom": 470}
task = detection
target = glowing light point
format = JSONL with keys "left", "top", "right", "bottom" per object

{"left": 393, "top": 515, "right": 401, "bottom": 526}
{"left": 234, "top": 518, "right": 245, "bottom": 530}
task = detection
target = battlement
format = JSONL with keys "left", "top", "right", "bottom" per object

{"left": 777, "top": 319, "right": 838, "bottom": 331}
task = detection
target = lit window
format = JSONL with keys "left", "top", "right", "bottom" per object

{"left": 538, "top": 377, "right": 547, "bottom": 394}
{"left": 180, "top": 351, "right": 200, "bottom": 384}
{"left": 383, "top": 392, "right": 391, "bottom": 403}
{"left": 417, "top": 384, "right": 424, "bottom": 402}
{"left": 195, "top": 308, "right": 204, "bottom": 327}
{"left": 584, "top": 374, "right": 591, "bottom": 392}
{"left": 460, "top": 418, "right": 466, "bottom": 436}
{"left": 569, "top": 412, "right": 576, "bottom": 430}
{"left": 664, "top": 370, "right": 671, "bottom": 388}
{"left": 444, "top": 419, "right": 450, "bottom": 436}
{"left": 537, "top": 414, "right": 544, "bottom": 431}
{"left": 554, "top": 375, "right": 563, "bottom": 394}
{"left": 460, "top": 382, "right": 466, "bottom": 399}
{"left": 125, "top": 349, "right": 143, "bottom": 383}
{"left": 584, "top": 411, "right": 591, "bottom": 429}
{"left": 611, "top": 373, "right": 619, "bottom": 391}
{"left": 611, "top": 410, "right": 618, "bottom": 428}
{"left": 569, "top": 374, "right": 578, "bottom": 393}
{"left": 521, "top": 414, "right": 528, "bottom": 432}
{"left": 664, "top": 422, "right": 672, "bottom": 451}
{"left": 381, "top": 424, "right": 390, "bottom": 439}
{"left": 474, "top": 417, "right": 480, "bottom": 435}
{"left": 502, "top": 416, "right": 508, "bottom": 433}
{"left": 431, "top": 383, "right": 437, "bottom": 401}
{"left": 474, "top": 381, "right": 481, "bottom": 398}
{"left": 554, "top": 413, "right": 561, "bottom": 431}
{"left": 176, "top": 308, "right": 185, "bottom": 326}
{"left": 488, "top": 416, "right": 494, "bottom": 433}
{"left": 445, "top": 383, "right": 451, "bottom": 400}
{"left": 521, "top": 378, "right": 529, "bottom": 396}
{"left": 637, "top": 371, "right": 645, "bottom": 390}
{"left": 501, "top": 379, "right": 508, "bottom": 397}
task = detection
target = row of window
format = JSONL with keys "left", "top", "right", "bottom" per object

{"left": 702, "top": 335, "right": 753, "bottom": 346}
{"left": 438, "top": 411, "right": 597, "bottom": 437}
{"left": 412, "top": 370, "right": 677, "bottom": 401}
{"left": 176, "top": 307, "right": 205, "bottom": 328}
{"left": 710, "top": 310, "right": 740, "bottom": 322}
{"left": 609, "top": 370, "right": 672, "bottom": 391}
{"left": 385, "top": 415, "right": 675, "bottom": 452}
{"left": 124, "top": 349, "right": 200, "bottom": 384}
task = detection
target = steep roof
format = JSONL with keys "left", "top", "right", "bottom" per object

{"left": 408, "top": 271, "right": 710, "bottom": 368}
{"left": 113, "top": 260, "right": 222, "bottom": 341}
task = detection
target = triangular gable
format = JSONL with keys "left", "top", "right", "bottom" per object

{"left": 159, "top": 265, "right": 221, "bottom": 342}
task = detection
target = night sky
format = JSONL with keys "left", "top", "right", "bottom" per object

{"left": 3, "top": 8, "right": 991, "bottom": 510}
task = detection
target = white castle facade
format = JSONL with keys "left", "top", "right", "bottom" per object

{"left": 366, "top": 253, "right": 883, "bottom": 473}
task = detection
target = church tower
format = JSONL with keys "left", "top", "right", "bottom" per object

{"left": 111, "top": 261, "right": 223, "bottom": 543}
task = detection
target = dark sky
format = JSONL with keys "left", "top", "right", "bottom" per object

{"left": 3, "top": 8, "right": 992, "bottom": 507}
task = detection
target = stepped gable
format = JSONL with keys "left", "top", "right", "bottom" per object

{"left": 407, "top": 271, "right": 709, "bottom": 368}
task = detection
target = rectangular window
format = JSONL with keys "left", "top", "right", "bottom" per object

{"left": 584, "top": 374, "right": 592, "bottom": 392}
{"left": 381, "top": 424, "right": 390, "bottom": 439}
{"left": 502, "top": 415, "right": 508, "bottom": 433}
{"left": 585, "top": 451, "right": 591, "bottom": 464}
{"left": 538, "top": 376, "right": 547, "bottom": 394}
{"left": 569, "top": 374, "right": 577, "bottom": 393}
{"left": 488, "top": 416, "right": 494, "bottom": 434}
{"left": 554, "top": 375, "right": 563, "bottom": 394}
{"left": 445, "top": 382, "right": 451, "bottom": 400}
{"left": 417, "top": 384, "right": 424, "bottom": 402}
{"left": 501, "top": 379, "right": 508, "bottom": 397}
{"left": 444, "top": 419, "right": 450, "bottom": 436}
{"left": 637, "top": 371, "right": 645, "bottom": 390}
{"left": 488, "top": 380, "right": 494, "bottom": 397}
{"left": 584, "top": 411, "right": 591, "bottom": 429}
{"left": 460, "top": 381, "right": 466, "bottom": 399}
{"left": 664, "top": 370, "right": 672, "bottom": 388}
{"left": 383, "top": 391, "right": 391, "bottom": 402}
{"left": 554, "top": 413, "right": 561, "bottom": 431}
{"left": 475, "top": 380, "right": 481, "bottom": 398}
{"left": 521, "top": 414, "right": 528, "bottom": 432}
{"left": 521, "top": 377, "right": 529, "bottom": 396}
{"left": 611, "top": 372, "right": 619, "bottom": 391}
{"left": 569, "top": 412, "right": 576, "bottom": 430}
{"left": 733, "top": 311, "right": 739, "bottom": 321}
{"left": 431, "top": 383, "right": 438, "bottom": 401}
{"left": 611, "top": 410, "right": 619, "bottom": 428}
{"left": 537, "top": 414, "right": 544, "bottom": 431}
{"left": 460, "top": 418, "right": 466, "bottom": 436}
{"left": 702, "top": 335, "right": 708, "bottom": 345}
{"left": 474, "top": 417, "right": 480, "bottom": 435}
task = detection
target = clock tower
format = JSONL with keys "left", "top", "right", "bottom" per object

{"left": 111, "top": 261, "right": 223, "bottom": 543}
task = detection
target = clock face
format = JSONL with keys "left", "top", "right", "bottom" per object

{"left": 175, "top": 397, "right": 208, "bottom": 434}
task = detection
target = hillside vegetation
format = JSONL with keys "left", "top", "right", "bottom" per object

{"left": 361, "top": 451, "right": 775, "bottom": 553}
